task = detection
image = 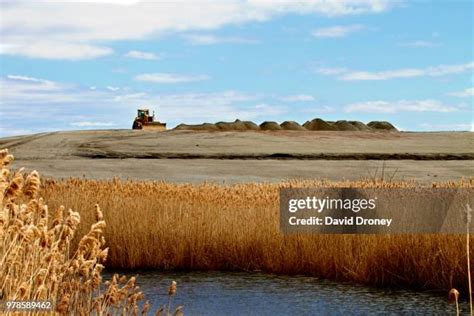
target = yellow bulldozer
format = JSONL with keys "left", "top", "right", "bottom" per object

{"left": 132, "top": 108, "right": 166, "bottom": 131}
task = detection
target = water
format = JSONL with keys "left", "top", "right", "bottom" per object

{"left": 104, "top": 271, "right": 466, "bottom": 315}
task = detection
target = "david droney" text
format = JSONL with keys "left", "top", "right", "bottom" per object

{"left": 288, "top": 196, "right": 377, "bottom": 213}
{"left": 289, "top": 216, "right": 393, "bottom": 227}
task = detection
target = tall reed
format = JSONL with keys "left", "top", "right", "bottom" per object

{"left": 41, "top": 176, "right": 474, "bottom": 293}
{"left": 466, "top": 203, "right": 473, "bottom": 315}
{"left": 0, "top": 149, "right": 181, "bottom": 315}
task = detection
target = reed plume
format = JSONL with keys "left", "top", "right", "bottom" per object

{"left": 449, "top": 288, "right": 460, "bottom": 316}
{"left": 167, "top": 281, "right": 177, "bottom": 316}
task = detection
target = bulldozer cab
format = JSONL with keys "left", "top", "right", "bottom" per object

{"left": 137, "top": 109, "right": 150, "bottom": 119}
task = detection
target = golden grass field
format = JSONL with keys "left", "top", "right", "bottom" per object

{"left": 40, "top": 176, "right": 474, "bottom": 294}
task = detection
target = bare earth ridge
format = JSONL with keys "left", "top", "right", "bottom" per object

{"left": 0, "top": 129, "right": 472, "bottom": 183}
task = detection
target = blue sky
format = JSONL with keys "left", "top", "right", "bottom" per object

{"left": 0, "top": 0, "right": 472, "bottom": 136}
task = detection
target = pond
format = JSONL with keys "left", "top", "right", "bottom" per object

{"left": 104, "top": 271, "right": 465, "bottom": 315}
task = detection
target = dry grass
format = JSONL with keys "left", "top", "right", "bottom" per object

{"left": 40, "top": 176, "right": 474, "bottom": 293}
{"left": 0, "top": 149, "right": 181, "bottom": 315}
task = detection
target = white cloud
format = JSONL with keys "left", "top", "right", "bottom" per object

{"left": 279, "top": 94, "right": 315, "bottom": 102}
{"left": 124, "top": 50, "right": 160, "bottom": 60}
{"left": 341, "top": 69, "right": 424, "bottom": 80}
{"left": 1, "top": 1, "right": 394, "bottom": 59}
{"left": 7, "top": 74, "right": 49, "bottom": 83}
{"left": 1, "top": 75, "right": 105, "bottom": 104}
{"left": 345, "top": 99, "right": 462, "bottom": 113}
{"left": 248, "top": 0, "right": 393, "bottom": 17}
{"left": 134, "top": 73, "right": 210, "bottom": 83}
{"left": 70, "top": 121, "right": 115, "bottom": 127}
{"left": 106, "top": 86, "right": 120, "bottom": 91}
{"left": 5, "top": 74, "right": 59, "bottom": 90}
{"left": 311, "top": 24, "right": 364, "bottom": 38}
{"left": 447, "top": 87, "right": 474, "bottom": 98}
{"left": 317, "top": 62, "right": 474, "bottom": 81}
{"left": 399, "top": 40, "right": 440, "bottom": 48}
{"left": 2, "top": 75, "right": 63, "bottom": 97}
{"left": 183, "top": 34, "right": 259, "bottom": 45}
{"left": 0, "top": 42, "right": 113, "bottom": 60}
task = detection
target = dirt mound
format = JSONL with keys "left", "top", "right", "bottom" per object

{"left": 280, "top": 121, "right": 306, "bottom": 131}
{"left": 303, "top": 118, "right": 338, "bottom": 131}
{"left": 334, "top": 120, "right": 359, "bottom": 131}
{"left": 368, "top": 121, "right": 398, "bottom": 131}
{"left": 260, "top": 121, "right": 282, "bottom": 130}
{"left": 215, "top": 120, "right": 245, "bottom": 131}
{"left": 174, "top": 123, "right": 219, "bottom": 131}
{"left": 176, "top": 120, "right": 260, "bottom": 131}
{"left": 242, "top": 121, "right": 260, "bottom": 130}
{"left": 348, "top": 121, "right": 372, "bottom": 131}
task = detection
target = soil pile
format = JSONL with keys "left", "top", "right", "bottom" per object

{"left": 280, "top": 121, "right": 306, "bottom": 130}
{"left": 368, "top": 121, "right": 398, "bottom": 131}
{"left": 260, "top": 121, "right": 282, "bottom": 130}
{"left": 215, "top": 120, "right": 247, "bottom": 131}
{"left": 174, "top": 123, "right": 219, "bottom": 131}
{"left": 175, "top": 119, "right": 262, "bottom": 131}
{"left": 349, "top": 121, "right": 372, "bottom": 131}
{"left": 303, "top": 118, "right": 338, "bottom": 131}
{"left": 334, "top": 120, "right": 359, "bottom": 131}
{"left": 242, "top": 121, "right": 260, "bottom": 130}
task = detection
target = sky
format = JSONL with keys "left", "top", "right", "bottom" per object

{"left": 0, "top": 0, "right": 472, "bottom": 136}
